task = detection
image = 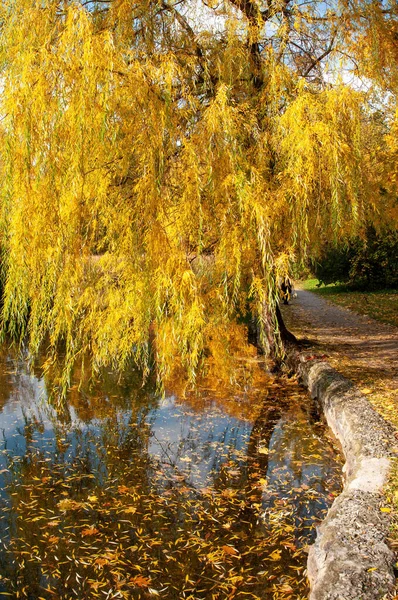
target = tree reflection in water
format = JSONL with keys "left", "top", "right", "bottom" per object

{"left": 0, "top": 351, "right": 342, "bottom": 599}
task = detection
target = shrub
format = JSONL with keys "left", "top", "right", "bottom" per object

{"left": 313, "top": 227, "right": 398, "bottom": 290}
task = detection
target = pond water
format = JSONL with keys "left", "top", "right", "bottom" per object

{"left": 0, "top": 350, "right": 343, "bottom": 599}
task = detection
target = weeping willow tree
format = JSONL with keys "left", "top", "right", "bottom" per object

{"left": 0, "top": 0, "right": 396, "bottom": 391}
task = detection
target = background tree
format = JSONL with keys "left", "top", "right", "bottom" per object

{"left": 312, "top": 225, "right": 398, "bottom": 289}
{"left": 0, "top": 0, "right": 396, "bottom": 391}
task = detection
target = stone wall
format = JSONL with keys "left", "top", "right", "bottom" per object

{"left": 296, "top": 354, "right": 397, "bottom": 599}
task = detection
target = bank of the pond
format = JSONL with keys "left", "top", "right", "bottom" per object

{"left": 281, "top": 285, "right": 398, "bottom": 598}
{"left": 284, "top": 343, "right": 397, "bottom": 598}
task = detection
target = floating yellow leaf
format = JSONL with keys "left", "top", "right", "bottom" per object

{"left": 124, "top": 507, "right": 137, "bottom": 514}
{"left": 130, "top": 575, "right": 151, "bottom": 588}
{"left": 81, "top": 527, "right": 100, "bottom": 537}
{"left": 222, "top": 545, "right": 239, "bottom": 556}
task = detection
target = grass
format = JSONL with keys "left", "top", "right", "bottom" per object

{"left": 300, "top": 279, "right": 398, "bottom": 328}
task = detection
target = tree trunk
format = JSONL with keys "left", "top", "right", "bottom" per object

{"left": 276, "top": 304, "right": 298, "bottom": 346}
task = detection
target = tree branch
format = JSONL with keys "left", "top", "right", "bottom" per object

{"left": 161, "top": 2, "right": 204, "bottom": 60}
{"left": 303, "top": 35, "right": 336, "bottom": 77}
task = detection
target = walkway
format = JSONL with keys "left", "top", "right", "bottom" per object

{"left": 281, "top": 285, "right": 398, "bottom": 429}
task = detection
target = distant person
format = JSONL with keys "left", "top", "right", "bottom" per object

{"left": 280, "top": 277, "right": 294, "bottom": 305}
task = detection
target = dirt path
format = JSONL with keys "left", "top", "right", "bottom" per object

{"left": 281, "top": 285, "right": 398, "bottom": 429}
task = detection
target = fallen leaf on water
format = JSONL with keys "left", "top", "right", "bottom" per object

{"left": 57, "top": 499, "right": 82, "bottom": 511}
{"left": 283, "top": 542, "right": 297, "bottom": 551}
{"left": 48, "top": 536, "right": 59, "bottom": 544}
{"left": 94, "top": 557, "right": 109, "bottom": 567}
{"left": 130, "top": 575, "right": 151, "bottom": 587}
{"left": 279, "top": 583, "right": 294, "bottom": 592}
{"left": 222, "top": 545, "right": 239, "bottom": 556}
{"left": 47, "top": 520, "right": 61, "bottom": 528}
{"left": 89, "top": 581, "right": 102, "bottom": 591}
{"left": 81, "top": 527, "right": 100, "bottom": 536}
{"left": 123, "top": 506, "right": 137, "bottom": 514}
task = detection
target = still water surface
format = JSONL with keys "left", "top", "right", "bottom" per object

{"left": 0, "top": 351, "right": 343, "bottom": 599}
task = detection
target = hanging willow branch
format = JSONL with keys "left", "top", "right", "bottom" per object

{"left": 0, "top": 0, "right": 396, "bottom": 392}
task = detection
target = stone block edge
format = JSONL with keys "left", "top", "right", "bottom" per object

{"left": 289, "top": 350, "right": 397, "bottom": 599}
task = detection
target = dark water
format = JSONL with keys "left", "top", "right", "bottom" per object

{"left": 0, "top": 350, "right": 343, "bottom": 600}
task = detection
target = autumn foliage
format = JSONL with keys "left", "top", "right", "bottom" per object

{"left": 0, "top": 0, "right": 396, "bottom": 389}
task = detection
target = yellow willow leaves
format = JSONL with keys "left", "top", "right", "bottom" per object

{"left": 0, "top": 0, "right": 396, "bottom": 391}
{"left": 278, "top": 84, "right": 385, "bottom": 251}
{"left": 339, "top": 0, "right": 398, "bottom": 92}
{"left": 386, "top": 110, "right": 398, "bottom": 212}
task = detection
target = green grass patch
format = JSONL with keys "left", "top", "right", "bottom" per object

{"left": 300, "top": 279, "right": 398, "bottom": 327}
